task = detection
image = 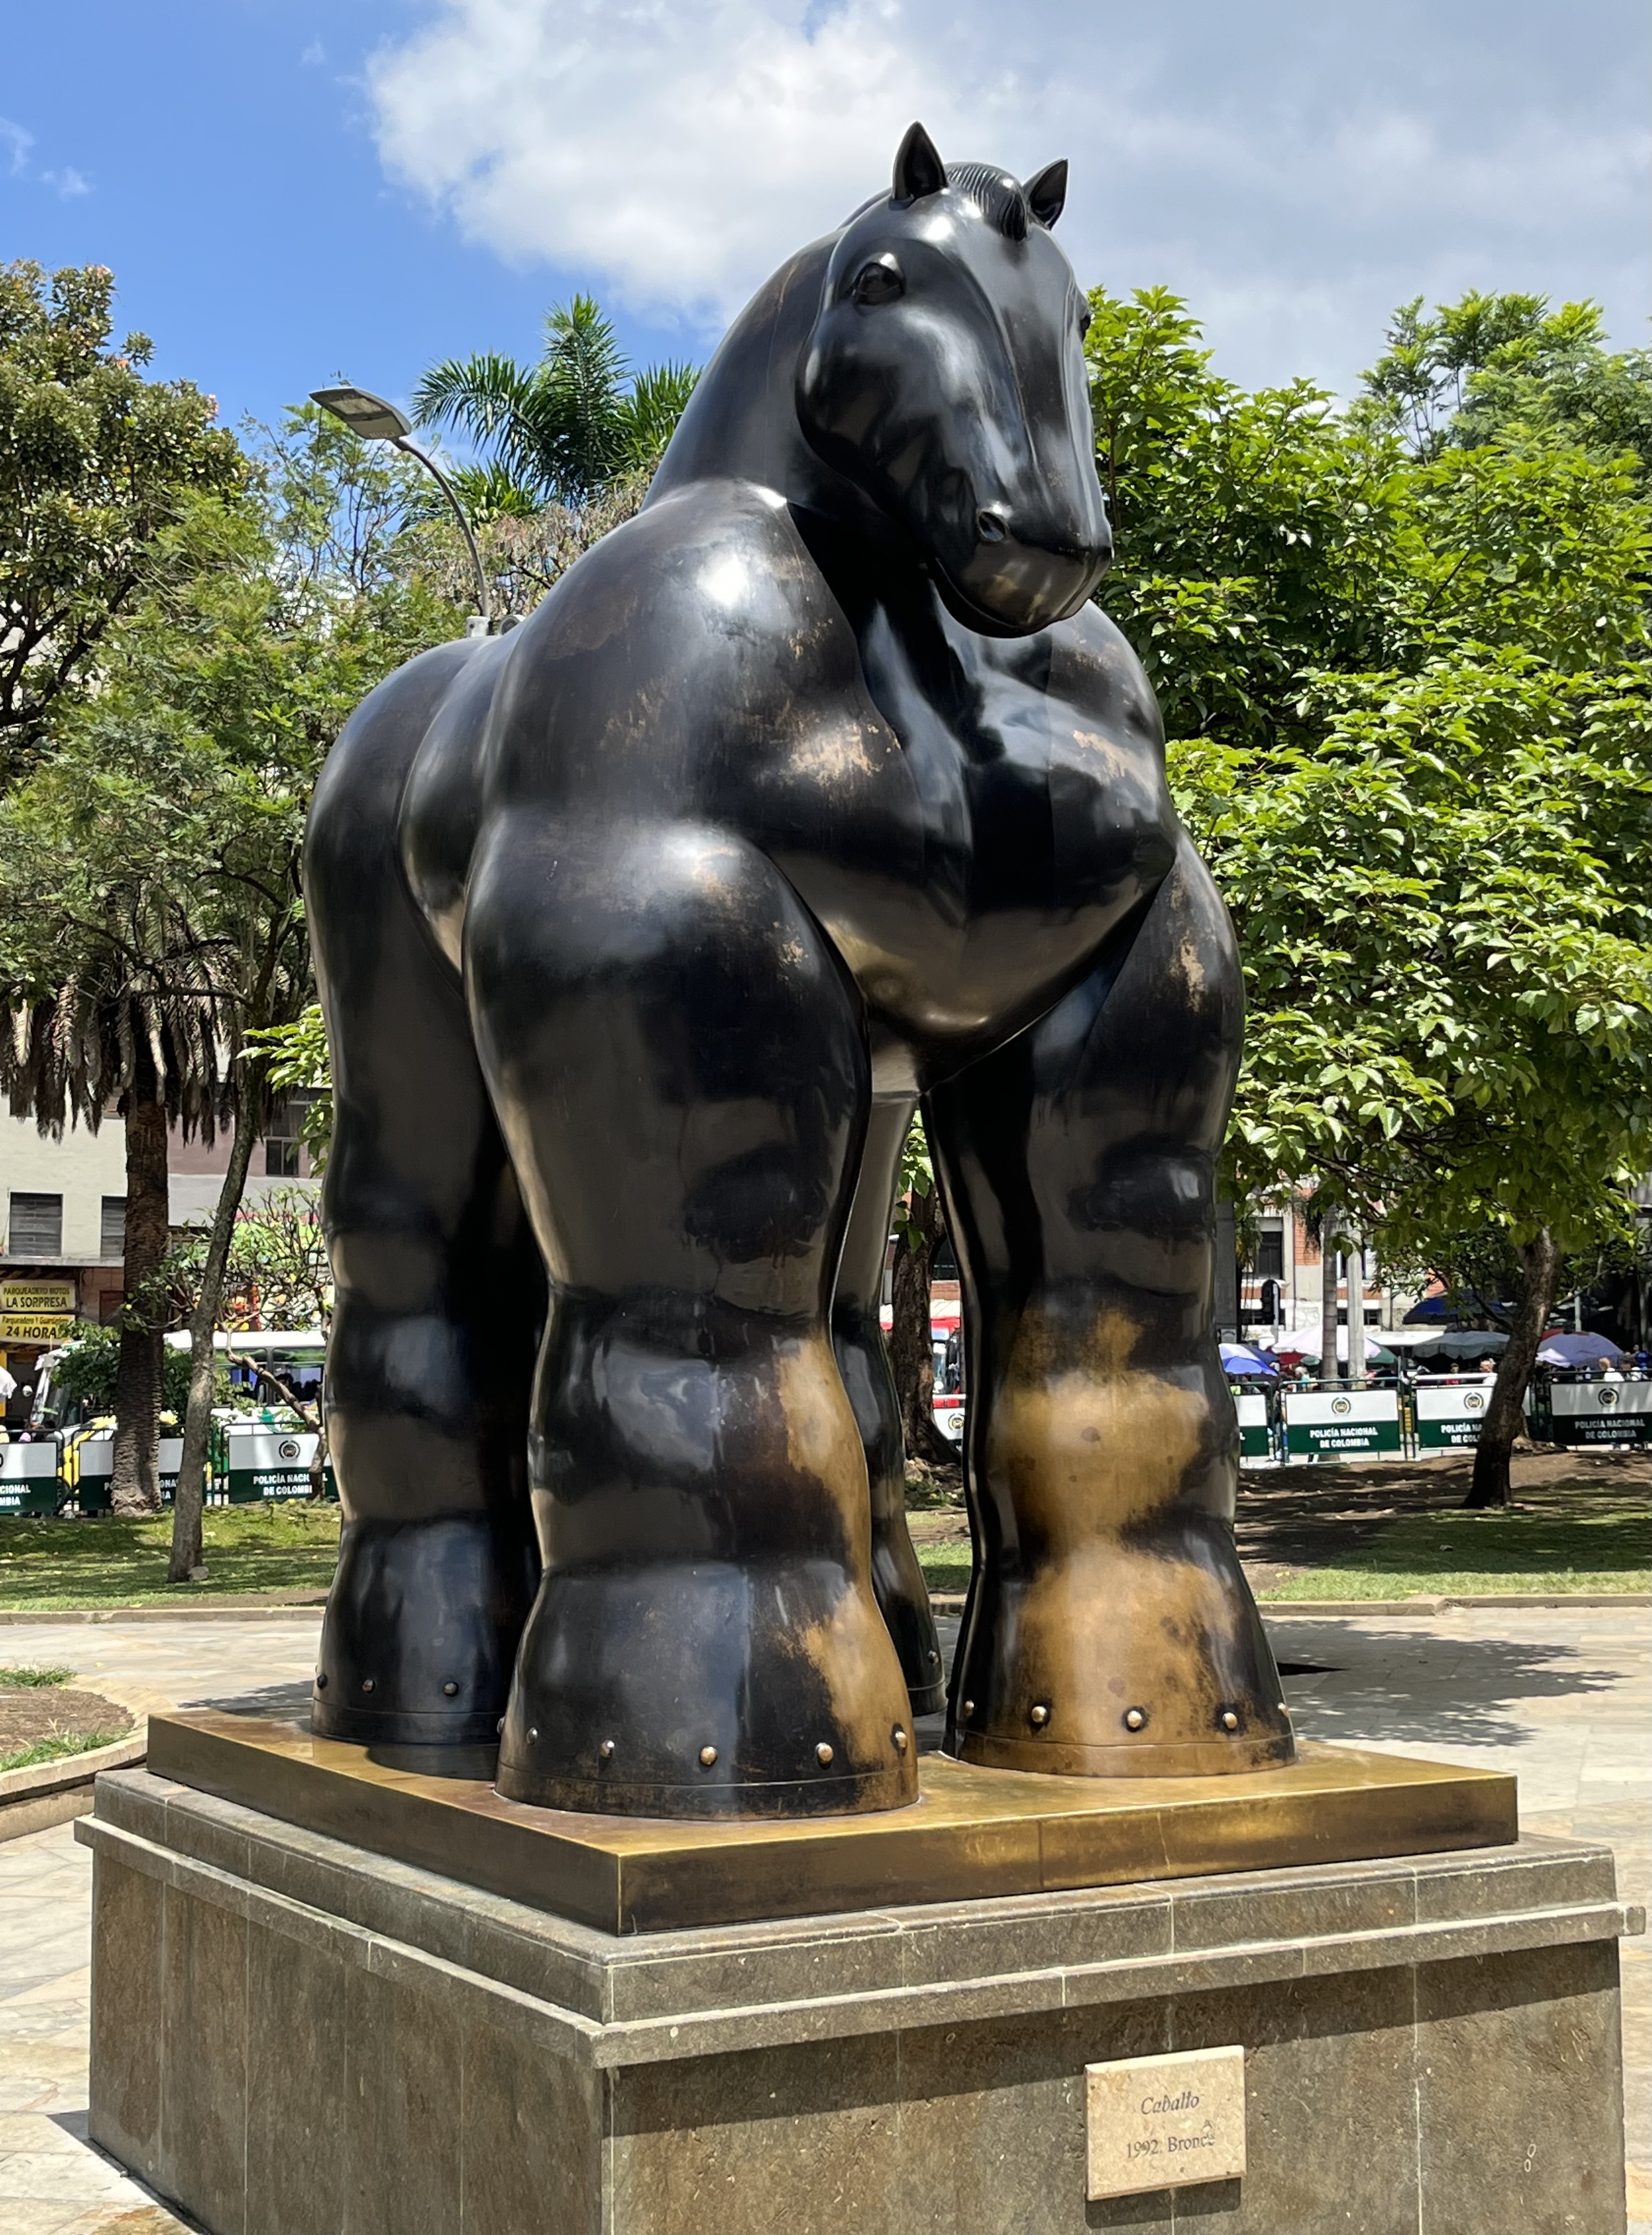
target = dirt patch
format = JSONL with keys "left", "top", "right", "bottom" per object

{"left": 0, "top": 1684, "right": 134, "bottom": 1765}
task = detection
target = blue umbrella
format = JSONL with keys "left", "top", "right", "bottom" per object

{"left": 1536, "top": 1331, "right": 1623, "bottom": 1368}
{"left": 1221, "top": 1342, "right": 1278, "bottom": 1375}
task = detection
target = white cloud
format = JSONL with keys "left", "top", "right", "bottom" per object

{"left": 366, "top": 0, "right": 1651, "bottom": 389}
{"left": 42, "top": 166, "right": 91, "bottom": 198}
{"left": 0, "top": 116, "right": 33, "bottom": 177}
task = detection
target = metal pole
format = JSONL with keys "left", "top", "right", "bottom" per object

{"left": 392, "top": 435, "right": 492, "bottom": 627}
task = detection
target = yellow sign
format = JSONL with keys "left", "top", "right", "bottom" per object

{"left": 0, "top": 1313, "right": 76, "bottom": 1344}
{"left": 0, "top": 1279, "right": 76, "bottom": 1314}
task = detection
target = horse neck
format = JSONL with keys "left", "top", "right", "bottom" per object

{"left": 647, "top": 240, "right": 865, "bottom": 526}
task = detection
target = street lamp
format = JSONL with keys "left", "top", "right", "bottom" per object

{"left": 310, "top": 384, "right": 492, "bottom": 631}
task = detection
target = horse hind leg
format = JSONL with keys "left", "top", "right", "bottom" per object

{"left": 832, "top": 1094, "right": 945, "bottom": 1716}
{"left": 305, "top": 661, "right": 545, "bottom": 1756}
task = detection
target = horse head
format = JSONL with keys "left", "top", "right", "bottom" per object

{"left": 796, "top": 123, "right": 1111, "bottom": 637}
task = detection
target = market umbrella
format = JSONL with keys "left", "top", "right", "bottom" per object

{"left": 1536, "top": 1331, "right": 1624, "bottom": 1369}
{"left": 1220, "top": 1342, "right": 1278, "bottom": 1375}
{"left": 1400, "top": 1329, "right": 1510, "bottom": 1361}
{"left": 1266, "top": 1332, "right": 1399, "bottom": 1366}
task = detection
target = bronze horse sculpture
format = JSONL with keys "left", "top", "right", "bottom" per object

{"left": 306, "top": 124, "right": 1291, "bottom": 1817}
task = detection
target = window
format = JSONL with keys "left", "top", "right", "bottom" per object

{"left": 7, "top": 1192, "right": 63, "bottom": 1257}
{"left": 263, "top": 1092, "right": 311, "bottom": 1177}
{"left": 100, "top": 1196, "right": 126, "bottom": 1259}
{"left": 1251, "top": 1222, "right": 1285, "bottom": 1281}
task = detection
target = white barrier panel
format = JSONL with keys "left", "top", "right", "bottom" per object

{"left": 1415, "top": 1379, "right": 1494, "bottom": 1450}
{"left": 1544, "top": 1381, "right": 1652, "bottom": 1447}
{"left": 223, "top": 1425, "right": 319, "bottom": 1500}
{"left": 933, "top": 1395, "right": 966, "bottom": 1445}
{"left": 0, "top": 1440, "right": 62, "bottom": 1513}
{"left": 74, "top": 1427, "right": 185, "bottom": 1504}
{"left": 1234, "top": 1391, "right": 1272, "bottom": 1459}
{"left": 1283, "top": 1388, "right": 1402, "bottom": 1460}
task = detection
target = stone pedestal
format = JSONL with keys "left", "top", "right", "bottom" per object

{"left": 83, "top": 1763, "right": 1640, "bottom": 2235}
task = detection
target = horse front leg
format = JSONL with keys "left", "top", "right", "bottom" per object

{"left": 464, "top": 812, "right": 917, "bottom": 1818}
{"left": 927, "top": 838, "right": 1292, "bottom": 1775}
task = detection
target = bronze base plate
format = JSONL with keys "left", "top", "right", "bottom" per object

{"left": 145, "top": 1709, "right": 1517, "bottom": 1936}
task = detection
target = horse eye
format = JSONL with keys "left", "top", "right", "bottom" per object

{"left": 1077, "top": 303, "right": 1093, "bottom": 338}
{"left": 852, "top": 259, "right": 904, "bottom": 307}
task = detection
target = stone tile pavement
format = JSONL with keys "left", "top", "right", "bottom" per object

{"left": 1, "top": 1601, "right": 1646, "bottom": 2231}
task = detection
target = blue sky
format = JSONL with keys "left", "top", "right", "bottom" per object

{"left": 0, "top": 1, "right": 696, "bottom": 441}
{"left": 3, "top": 1, "right": 1646, "bottom": 443}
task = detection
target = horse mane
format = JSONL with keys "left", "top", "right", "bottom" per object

{"left": 841, "top": 162, "right": 1031, "bottom": 243}
{"left": 942, "top": 163, "right": 1030, "bottom": 243}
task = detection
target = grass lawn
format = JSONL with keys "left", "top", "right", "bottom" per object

{"left": 915, "top": 1473, "right": 1651, "bottom": 1601}
{"left": 3, "top": 1466, "right": 1645, "bottom": 1610}
{"left": 1261, "top": 1486, "right": 1649, "bottom": 1599}
{"left": 0, "top": 1502, "right": 341, "bottom": 1610}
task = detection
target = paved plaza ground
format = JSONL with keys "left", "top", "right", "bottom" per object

{"left": 1, "top": 1601, "right": 1646, "bottom": 2232}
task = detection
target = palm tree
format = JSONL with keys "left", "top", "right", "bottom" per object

{"left": 412, "top": 297, "right": 698, "bottom": 509}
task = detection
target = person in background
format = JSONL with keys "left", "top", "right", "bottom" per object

{"left": 1477, "top": 1358, "right": 1497, "bottom": 1376}
{"left": 1598, "top": 1355, "right": 1624, "bottom": 1382}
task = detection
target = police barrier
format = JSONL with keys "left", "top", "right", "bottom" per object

{"left": 1235, "top": 1389, "right": 1275, "bottom": 1460}
{"left": 72, "top": 1427, "right": 185, "bottom": 1512}
{"left": 1531, "top": 1379, "right": 1652, "bottom": 1450}
{"left": 1282, "top": 1385, "right": 1403, "bottom": 1461}
{"left": 220, "top": 1424, "right": 336, "bottom": 1502}
{"left": 0, "top": 1438, "right": 64, "bottom": 1515}
{"left": 1414, "top": 1376, "right": 1494, "bottom": 1451}
{"left": 932, "top": 1394, "right": 966, "bottom": 1445}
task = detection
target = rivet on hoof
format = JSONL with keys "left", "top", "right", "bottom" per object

{"left": 361, "top": 1678, "right": 376, "bottom": 1695}
{"left": 1124, "top": 1707, "right": 1147, "bottom": 1731}
{"left": 314, "top": 1672, "right": 328, "bottom": 1691}
{"left": 1278, "top": 1702, "right": 1291, "bottom": 1715}
{"left": 442, "top": 1681, "right": 459, "bottom": 1698}
{"left": 927, "top": 1649, "right": 940, "bottom": 1666}
{"left": 962, "top": 1699, "right": 975, "bottom": 1717}
{"left": 815, "top": 1742, "right": 835, "bottom": 1766}
{"left": 1030, "top": 1703, "right": 1050, "bottom": 1727}
{"left": 892, "top": 1726, "right": 908, "bottom": 1753}
{"left": 599, "top": 1739, "right": 616, "bottom": 1761}
{"left": 528, "top": 1727, "right": 540, "bottom": 1743}
{"left": 1221, "top": 1710, "right": 1240, "bottom": 1732}
{"left": 495, "top": 1717, "right": 504, "bottom": 1736}
{"left": 698, "top": 1744, "right": 718, "bottom": 1767}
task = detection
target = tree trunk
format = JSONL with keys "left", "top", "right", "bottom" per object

{"left": 110, "top": 1065, "right": 169, "bottom": 1516}
{"left": 1318, "top": 1208, "right": 1339, "bottom": 1388}
{"left": 1345, "top": 1231, "right": 1367, "bottom": 1384}
{"left": 1465, "top": 1226, "right": 1560, "bottom": 1510}
{"left": 168, "top": 1103, "right": 259, "bottom": 1580}
{"left": 888, "top": 1178, "right": 959, "bottom": 1470}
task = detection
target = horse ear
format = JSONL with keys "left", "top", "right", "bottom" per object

{"left": 1023, "top": 159, "right": 1068, "bottom": 228}
{"left": 892, "top": 121, "right": 947, "bottom": 203}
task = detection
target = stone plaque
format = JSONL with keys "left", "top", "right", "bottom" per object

{"left": 1086, "top": 2045, "right": 1246, "bottom": 2199}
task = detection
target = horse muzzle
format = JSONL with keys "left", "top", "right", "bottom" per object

{"left": 937, "top": 510, "right": 1112, "bottom": 636}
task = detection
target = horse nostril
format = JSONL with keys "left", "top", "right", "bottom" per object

{"left": 975, "top": 509, "right": 1008, "bottom": 544}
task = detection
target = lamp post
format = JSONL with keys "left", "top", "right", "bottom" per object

{"left": 310, "top": 385, "right": 492, "bottom": 631}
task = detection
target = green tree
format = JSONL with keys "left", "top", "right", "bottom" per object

{"left": 0, "top": 261, "right": 244, "bottom": 788}
{"left": 888, "top": 1116, "right": 958, "bottom": 1473}
{"left": 1090, "top": 285, "right": 1650, "bottom": 1507}
{"left": 0, "top": 411, "right": 458, "bottom": 1539}
{"left": 1357, "top": 292, "right": 1652, "bottom": 478}
{"left": 412, "top": 295, "right": 697, "bottom": 508}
